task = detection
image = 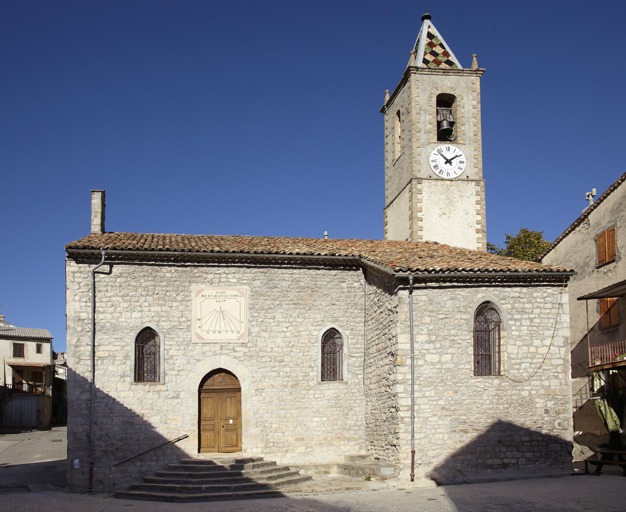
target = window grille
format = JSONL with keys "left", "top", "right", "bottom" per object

{"left": 473, "top": 305, "right": 501, "bottom": 376}
{"left": 135, "top": 328, "right": 160, "bottom": 382}
{"left": 321, "top": 329, "right": 343, "bottom": 381}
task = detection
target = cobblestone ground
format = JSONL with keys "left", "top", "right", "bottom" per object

{"left": 0, "top": 491, "right": 113, "bottom": 512}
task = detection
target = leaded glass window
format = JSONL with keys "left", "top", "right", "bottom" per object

{"left": 473, "top": 305, "right": 501, "bottom": 376}
{"left": 135, "top": 328, "right": 160, "bottom": 382}
{"left": 321, "top": 329, "right": 343, "bottom": 381}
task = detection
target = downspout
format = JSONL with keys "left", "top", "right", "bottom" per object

{"left": 586, "top": 300, "right": 591, "bottom": 366}
{"left": 408, "top": 275, "right": 415, "bottom": 482}
{"left": 90, "top": 251, "right": 106, "bottom": 487}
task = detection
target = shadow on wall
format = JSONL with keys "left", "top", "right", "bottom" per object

{"left": 572, "top": 331, "right": 592, "bottom": 380}
{"left": 67, "top": 368, "right": 192, "bottom": 492}
{"left": 427, "top": 420, "right": 572, "bottom": 485}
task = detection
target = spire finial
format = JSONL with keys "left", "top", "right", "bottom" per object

{"left": 471, "top": 54, "right": 478, "bottom": 69}
{"left": 421, "top": 12, "right": 431, "bottom": 21}
{"left": 384, "top": 89, "right": 390, "bottom": 103}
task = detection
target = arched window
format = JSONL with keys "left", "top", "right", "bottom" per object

{"left": 135, "top": 327, "right": 160, "bottom": 382}
{"left": 394, "top": 110, "right": 402, "bottom": 159}
{"left": 473, "top": 304, "right": 501, "bottom": 376}
{"left": 321, "top": 328, "right": 343, "bottom": 381}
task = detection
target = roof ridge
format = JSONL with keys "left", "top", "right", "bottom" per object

{"left": 540, "top": 169, "right": 626, "bottom": 259}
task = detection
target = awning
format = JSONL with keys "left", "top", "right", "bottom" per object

{"left": 578, "top": 279, "right": 626, "bottom": 300}
{"left": 6, "top": 362, "right": 51, "bottom": 368}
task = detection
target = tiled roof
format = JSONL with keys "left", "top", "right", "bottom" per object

{"left": 541, "top": 169, "right": 626, "bottom": 259}
{"left": 66, "top": 232, "right": 573, "bottom": 276}
{"left": 0, "top": 323, "right": 52, "bottom": 341}
{"left": 411, "top": 14, "right": 461, "bottom": 69}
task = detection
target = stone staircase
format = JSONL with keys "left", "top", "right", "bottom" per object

{"left": 115, "top": 456, "right": 312, "bottom": 502}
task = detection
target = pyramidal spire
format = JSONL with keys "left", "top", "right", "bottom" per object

{"left": 409, "top": 13, "right": 462, "bottom": 69}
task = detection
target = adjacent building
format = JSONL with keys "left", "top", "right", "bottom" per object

{"left": 0, "top": 315, "right": 53, "bottom": 428}
{"left": 541, "top": 171, "right": 626, "bottom": 456}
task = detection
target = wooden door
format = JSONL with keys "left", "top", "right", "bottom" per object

{"left": 199, "top": 371, "right": 241, "bottom": 453}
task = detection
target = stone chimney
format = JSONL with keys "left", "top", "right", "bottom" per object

{"left": 91, "top": 190, "right": 105, "bottom": 234}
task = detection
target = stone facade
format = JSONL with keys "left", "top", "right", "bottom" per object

{"left": 396, "top": 284, "right": 572, "bottom": 482}
{"left": 66, "top": 249, "right": 573, "bottom": 487}
{"left": 66, "top": 259, "right": 369, "bottom": 486}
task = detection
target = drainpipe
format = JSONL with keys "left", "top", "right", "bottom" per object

{"left": 586, "top": 300, "right": 591, "bottom": 367}
{"left": 408, "top": 275, "right": 415, "bottom": 482}
{"left": 90, "top": 251, "right": 106, "bottom": 487}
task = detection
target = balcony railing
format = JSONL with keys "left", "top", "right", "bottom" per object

{"left": 1, "top": 383, "right": 51, "bottom": 396}
{"left": 589, "top": 339, "right": 626, "bottom": 368}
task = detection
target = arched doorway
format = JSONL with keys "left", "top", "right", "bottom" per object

{"left": 198, "top": 369, "right": 242, "bottom": 453}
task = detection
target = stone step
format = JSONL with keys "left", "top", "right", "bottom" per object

{"left": 131, "top": 474, "right": 311, "bottom": 494}
{"left": 115, "top": 456, "right": 312, "bottom": 503}
{"left": 115, "top": 488, "right": 284, "bottom": 503}
{"left": 179, "top": 457, "right": 263, "bottom": 466}
{"left": 149, "top": 468, "right": 301, "bottom": 484}
{"left": 166, "top": 460, "right": 276, "bottom": 473}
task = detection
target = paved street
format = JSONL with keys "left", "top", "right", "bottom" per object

{"left": 2, "top": 427, "right": 626, "bottom": 511}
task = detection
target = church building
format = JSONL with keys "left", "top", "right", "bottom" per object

{"left": 65, "top": 14, "right": 574, "bottom": 489}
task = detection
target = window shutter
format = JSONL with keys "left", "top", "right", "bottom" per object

{"left": 600, "top": 298, "right": 609, "bottom": 329}
{"left": 597, "top": 230, "right": 607, "bottom": 265}
{"left": 607, "top": 226, "right": 616, "bottom": 262}
{"left": 609, "top": 298, "right": 619, "bottom": 327}
{"left": 13, "top": 343, "right": 24, "bottom": 358}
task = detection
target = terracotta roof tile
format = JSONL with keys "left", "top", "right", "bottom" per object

{"left": 66, "top": 232, "right": 573, "bottom": 276}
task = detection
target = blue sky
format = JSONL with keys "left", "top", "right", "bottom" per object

{"left": 2, "top": 0, "right": 625, "bottom": 352}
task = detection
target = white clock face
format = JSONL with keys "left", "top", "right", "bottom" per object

{"left": 429, "top": 145, "right": 467, "bottom": 178}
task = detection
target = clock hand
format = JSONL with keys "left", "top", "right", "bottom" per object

{"left": 437, "top": 149, "right": 453, "bottom": 165}
{"left": 448, "top": 154, "right": 461, "bottom": 163}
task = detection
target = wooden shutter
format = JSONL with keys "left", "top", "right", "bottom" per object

{"left": 607, "top": 226, "right": 616, "bottom": 263}
{"left": 600, "top": 298, "right": 619, "bottom": 329}
{"left": 13, "top": 343, "right": 24, "bottom": 358}
{"left": 597, "top": 230, "right": 607, "bottom": 265}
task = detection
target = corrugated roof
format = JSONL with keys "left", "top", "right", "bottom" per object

{"left": 66, "top": 232, "right": 573, "bottom": 276}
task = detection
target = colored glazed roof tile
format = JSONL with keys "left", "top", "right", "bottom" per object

{"left": 410, "top": 14, "right": 461, "bottom": 69}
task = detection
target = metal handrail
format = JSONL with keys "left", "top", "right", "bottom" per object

{"left": 589, "top": 339, "right": 626, "bottom": 367}
{"left": 1, "top": 383, "right": 51, "bottom": 396}
{"left": 113, "top": 434, "right": 189, "bottom": 467}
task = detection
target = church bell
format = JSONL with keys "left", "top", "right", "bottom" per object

{"left": 437, "top": 119, "right": 454, "bottom": 141}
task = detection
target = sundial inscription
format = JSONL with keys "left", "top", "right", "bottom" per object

{"left": 192, "top": 287, "right": 248, "bottom": 343}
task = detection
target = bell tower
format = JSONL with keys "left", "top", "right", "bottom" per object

{"left": 381, "top": 13, "right": 487, "bottom": 251}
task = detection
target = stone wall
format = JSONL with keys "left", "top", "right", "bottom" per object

{"left": 66, "top": 258, "right": 368, "bottom": 488}
{"left": 363, "top": 270, "right": 400, "bottom": 465}
{"left": 395, "top": 283, "right": 573, "bottom": 483}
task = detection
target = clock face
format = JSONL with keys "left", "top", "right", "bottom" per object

{"left": 429, "top": 145, "right": 467, "bottom": 178}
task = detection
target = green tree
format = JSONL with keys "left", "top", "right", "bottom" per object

{"left": 487, "top": 228, "right": 551, "bottom": 261}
